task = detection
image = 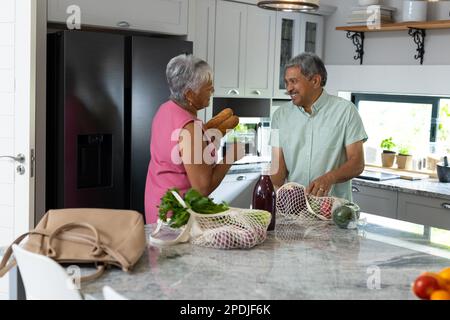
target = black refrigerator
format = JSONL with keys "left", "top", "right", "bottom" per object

{"left": 46, "top": 30, "right": 192, "bottom": 218}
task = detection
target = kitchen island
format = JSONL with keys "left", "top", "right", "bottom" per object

{"left": 80, "top": 217, "right": 450, "bottom": 300}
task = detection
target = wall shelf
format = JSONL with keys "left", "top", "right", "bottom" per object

{"left": 336, "top": 20, "right": 450, "bottom": 65}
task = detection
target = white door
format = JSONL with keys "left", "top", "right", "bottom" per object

{"left": 0, "top": 0, "right": 43, "bottom": 300}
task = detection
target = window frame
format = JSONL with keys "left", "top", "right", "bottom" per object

{"left": 351, "top": 93, "right": 440, "bottom": 144}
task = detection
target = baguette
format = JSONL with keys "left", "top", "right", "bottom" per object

{"left": 217, "top": 115, "right": 239, "bottom": 136}
{"left": 205, "top": 108, "right": 234, "bottom": 130}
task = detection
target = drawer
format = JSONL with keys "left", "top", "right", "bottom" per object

{"left": 398, "top": 193, "right": 450, "bottom": 230}
{"left": 352, "top": 184, "right": 398, "bottom": 219}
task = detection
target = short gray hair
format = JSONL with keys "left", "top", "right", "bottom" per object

{"left": 166, "top": 54, "right": 212, "bottom": 105}
{"left": 285, "top": 53, "right": 327, "bottom": 87}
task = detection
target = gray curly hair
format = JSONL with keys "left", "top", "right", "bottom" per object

{"left": 285, "top": 52, "right": 328, "bottom": 87}
{"left": 166, "top": 54, "right": 213, "bottom": 106}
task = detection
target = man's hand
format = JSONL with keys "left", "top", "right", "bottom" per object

{"left": 307, "top": 141, "right": 365, "bottom": 197}
{"left": 306, "top": 172, "right": 336, "bottom": 197}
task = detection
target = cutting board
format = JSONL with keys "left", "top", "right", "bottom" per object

{"left": 399, "top": 172, "right": 429, "bottom": 181}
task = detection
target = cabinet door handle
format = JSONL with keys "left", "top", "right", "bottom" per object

{"left": 117, "top": 21, "right": 130, "bottom": 28}
{"left": 253, "top": 90, "right": 262, "bottom": 96}
{"left": 236, "top": 175, "right": 246, "bottom": 181}
{"left": 442, "top": 203, "right": 450, "bottom": 210}
{"left": 352, "top": 187, "right": 360, "bottom": 193}
{"left": 227, "top": 89, "right": 240, "bottom": 96}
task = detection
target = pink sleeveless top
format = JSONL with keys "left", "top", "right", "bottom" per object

{"left": 144, "top": 100, "right": 214, "bottom": 224}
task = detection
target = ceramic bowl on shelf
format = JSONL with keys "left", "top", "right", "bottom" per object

{"left": 402, "top": 0, "right": 428, "bottom": 22}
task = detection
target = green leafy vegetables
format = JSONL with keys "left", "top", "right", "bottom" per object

{"left": 158, "top": 188, "right": 229, "bottom": 229}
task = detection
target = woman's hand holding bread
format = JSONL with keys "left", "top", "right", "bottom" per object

{"left": 205, "top": 108, "right": 239, "bottom": 136}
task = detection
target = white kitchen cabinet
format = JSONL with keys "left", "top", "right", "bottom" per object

{"left": 209, "top": 172, "right": 260, "bottom": 209}
{"left": 188, "top": 0, "right": 216, "bottom": 122}
{"left": 214, "top": 1, "right": 275, "bottom": 98}
{"left": 273, "top": 12, "right": 325, "bottom": 99}
{"left": 299, "top": 13, "right": 324, "bottom": 59}
{"left": 273, "top": 11, "right": 301, "bottom": 99}
{"left": 48, "top": 0, "right": 189, "bottom": 35}
{"left": 397, "top": 193, "right": 450, "bottom": 230}
{"left": 244, "top": 5, "right": 276, "bottom": 98}
{"left": 188, "top": 0, "right": 215, "bottom": 65}
{"left": 214, "top": 0, "right": 247, "bottom": 97}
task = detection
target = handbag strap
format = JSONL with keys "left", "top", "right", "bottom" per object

{"left": 0, "top": 230, "right": 105, "bottom": 283}
{"left": 47, "top": 222, "right": 102, "bottom": 258}
{"left": 0, "top": 230, "right": 50, "bottom": 277}
{"left": 47, "top": 222, "right": 132, "bottom": 271}
{"left": 80, "top": 264, "right": 106, "bottom": 283}
{"left": 0, "top": 233, "right": 30, "bottom": 277}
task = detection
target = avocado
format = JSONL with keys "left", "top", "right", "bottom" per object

{"left": 332, "top": 205, "right": 360, "bottom": 229}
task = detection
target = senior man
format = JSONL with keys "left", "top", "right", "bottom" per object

{"left": 270, "top": 53, "right": 368, "bottom": 201}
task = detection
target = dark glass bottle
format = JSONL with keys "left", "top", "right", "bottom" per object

{"left": 252, "top": 168, "right": 276, "bottom": 231}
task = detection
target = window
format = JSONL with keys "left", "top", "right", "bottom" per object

{"left": 437, "top": 99, "right": 450, "bottom": 155}
{"left": 431, "top": 227, "right": 450, "bottom": 249}
{"left": 352, "top": 93, "right": 450, "bottom": 166}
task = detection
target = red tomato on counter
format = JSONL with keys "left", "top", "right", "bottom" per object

{"left": 412, "top": 275, "right": 441, "bottom": 300}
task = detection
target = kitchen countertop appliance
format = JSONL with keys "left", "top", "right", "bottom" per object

{"left": 219, "top": 117, "right": 271, "bottom": 165}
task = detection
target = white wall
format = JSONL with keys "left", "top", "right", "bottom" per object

{"left": 326, "top": 65, "right": 450, "bottom": 97}
{"left": 321, "top": 0, "right": 450, "bottom": 65}
{"left": 0, "top": 0, "right": 16, "bottom": 300}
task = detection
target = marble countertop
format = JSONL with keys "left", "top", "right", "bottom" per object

{"left": 353, "top": 177, "right": 450, "bottom": 200}
{"left": 80, "top": 219, "right": 450, "bottom": 300}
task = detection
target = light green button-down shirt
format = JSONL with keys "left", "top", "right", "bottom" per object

{"left": 270, "top": 90, "right": 368, "bottom": 201}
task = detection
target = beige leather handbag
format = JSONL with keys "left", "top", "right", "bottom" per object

{"left": 0, "top": 208, "right": 147, "bottom": 281}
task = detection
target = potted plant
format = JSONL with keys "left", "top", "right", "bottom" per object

{"left": 397, "top": 146, "right": 413, "bottom": 170}
{"left": 380, "top": 137, "right": 397, "bottom": 168}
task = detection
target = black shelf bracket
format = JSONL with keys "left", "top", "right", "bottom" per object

{"left": 408, "top": 28, "right": 426, "bottom": 65}
{"left": 346, "top": 31, "right": 365, "bottom": 65}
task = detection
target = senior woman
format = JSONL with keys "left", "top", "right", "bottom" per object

{"left": 144, "top": 54, "right": 243, "bottom": 224}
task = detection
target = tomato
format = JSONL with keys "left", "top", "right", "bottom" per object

{"left": 412, "top": 275, "right": 441, "bottom": 300}
{"left": 320, "top": 199, "right": 333, "bottom": 219}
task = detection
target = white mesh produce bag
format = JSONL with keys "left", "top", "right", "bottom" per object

{"left": 150, "top": 191, "right": 271, "bottom": 250}
{"left": 276, "top": 182, "right": 348, "bottom": 221}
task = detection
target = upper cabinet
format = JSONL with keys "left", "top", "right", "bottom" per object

{"left": 188, "top": 0, "right": 216, "bottom": 65}
{"left": 273, "top": 11, "right": 324, "bottom": 99}
{"left": 47, "top": 0, "right": 189, "bottom": 35}
{"left": 273, "top": 12, "right": 301, "bottom": 99}
{"left": 214, "top": 1, "right": 247, "bottom": 97}
{"left": 244, "top": 5, "right": 276, "bottom": 98}
{"left": 299, "top": 13, "right": 324, "bottom": 58}
{"left": 214, "top": 1, "right": 276, "bottom": 98}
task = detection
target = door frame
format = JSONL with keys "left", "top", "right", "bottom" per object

{"left": 9, "top": 0, "right": 47, "bottom": 300}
